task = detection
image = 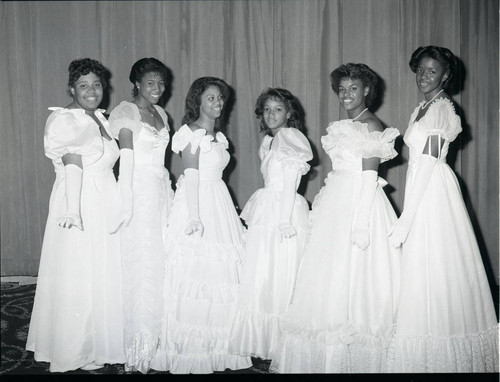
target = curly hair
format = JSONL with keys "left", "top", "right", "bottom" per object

{"left": 67, "top": 58, "right": 108, "bottom": 96}
{"left": 254, "top": 88, "right": 303, "bottom": 134}
{"left": 181, "top": 77, "right": 230, "bottom": 130}
{"left": 330, "top": 63, "right": 379, "bottom": 108}
{"left": 129, "top": 57, "right": 169, "bottom": 98}
{"left": 409, "top": 46, "right": 457, "bottom": 89}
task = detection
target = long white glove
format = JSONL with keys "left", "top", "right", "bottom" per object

{"left": 110, "top": 148, "right": 134, "bottom": 234}
{"left": 278, "top": 166, "right": 299, "bottom": 242}
{"left": 352, "top": 170, "right": 378, "bottom": 250}
{"left": 389, "top": 154, "right": 437, "bottom": 247}
{"left": 184, "top": 168, "right": 204, "bottom": 236}
{"left": 56, "top": 163, "right": 83, "bottom": 230}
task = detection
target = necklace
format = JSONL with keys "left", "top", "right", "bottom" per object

{"left": 352, "top": 108, "right": 368, "bottom": 121}
{"left": 421, "top": 89, "right": 444, "bottom": 109}
{"left": 137, "top": 104, "right": 155, "bottom": 117}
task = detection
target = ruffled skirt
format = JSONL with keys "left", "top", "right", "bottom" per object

{"left": 151, "top": 176, "right": 252, "bottom": 374}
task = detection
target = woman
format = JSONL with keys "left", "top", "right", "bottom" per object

{"left": 108, "top": 58, "right": 173, "bottom": 374}
{"left": 151, "top": 77, "right": 252, "bottom": 374}
{"left": 228, "top": 88, "right": 312, "bottom": 360}
{"left": 270, "top": 64, "right": 400, "bottom": 373}
{"left": 387, "top": 46, "right": 499, "bottom": 372}
{"left": 26, "top": 58, "right": 125, "bottom": 372}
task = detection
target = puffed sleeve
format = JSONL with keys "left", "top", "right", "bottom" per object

{"left": 356, "top": 126, "right": 400, "bottom": 163}
{"left": 171, "top": 124, "right": 207, "bottom": 154}
{"left": 421, "top": 98, "right": 462, "bottom": 142}
{"left": 108, "top": 101, "right": 143, "bottom": 139}
{"left": 274, "top": 128, "right": 313, "bottom": 175}
{"left": 44, "top": 108, "right": 103, "bottom": 167}
{"left": 258, "top": 135, "right": 273, "bottom": 161}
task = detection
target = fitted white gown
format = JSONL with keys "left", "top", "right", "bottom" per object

{"left": 109, "top": 101, "right": 174, "bottom": 373}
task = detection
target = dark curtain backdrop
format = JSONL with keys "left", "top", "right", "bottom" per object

{"left": 1, "top": 0, "right": 498, "bottom": 285}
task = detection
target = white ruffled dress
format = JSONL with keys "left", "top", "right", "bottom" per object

{"left": 386, "top": 98, "right": 499, "bottom": 372}
{"left": 108, "top": 101, "right": 174, "bottom": 373}
{"left": 270, "top": 120, "right": 401, "bottom": 373}
{"left": 228, "top": 127, "right": 313, "bottom": 360}
{"left": 26, "top": 108, "right": 126, "bottom": 372}
{"left": 151, "top": 125, "right": 252, "bottom": 374}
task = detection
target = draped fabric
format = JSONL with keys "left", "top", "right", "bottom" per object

{"left": 0, "top": 0, "right": 498, "bottom": 284}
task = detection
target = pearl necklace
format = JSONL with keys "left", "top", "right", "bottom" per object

{"left": 352, "top": 108, "right": 368, "bottom": 121}
{"left": 421, "top": 89, "right": 444, "bottom": 109}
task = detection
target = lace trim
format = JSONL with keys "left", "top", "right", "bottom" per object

{"left": 386, "top": 324, "right": 499, "bottom": 373}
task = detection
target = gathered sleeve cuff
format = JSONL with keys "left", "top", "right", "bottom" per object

{"left": 172, "top": 124, "right": 207, "bottom": 154}
{"left": 274, "top": 128, "right": 313, "bottom": 175}
{"left": 421, "top": 98, "right": 462, "bottom": 142}
{"left": 321, "top": 120, "right": 399, "bottom": 163}
{"left": 44, "top": 108, "right": 103, "bottom": 167}
{"left": 108, "top": 101, "right": 143, "bottom": 139}
{"left": 357, "top": 127, "right": 400, "bottom": 163}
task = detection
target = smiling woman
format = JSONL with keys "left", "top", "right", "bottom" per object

{"left": 25, "top": 58, "right": 126, "bottom": 372}
{"left": 108, "top": 58, "right": 174, "bottom": 374}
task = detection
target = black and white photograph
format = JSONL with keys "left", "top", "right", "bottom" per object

{"left": 0, "top": 0, "right": 498, "bottom": 377}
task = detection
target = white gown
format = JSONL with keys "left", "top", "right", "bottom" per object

{"left": 26, "top": 108, "right": 126, "bottom": 372}
{"left": 270, "top": 121, "right": 401, "bottom": 373}
{"left": 151, "top": 125, "right": 252, "bottom": 374}
{"left": 386, "top": 98, "right": 499, "bottom": 372}
{"left": 108, "top": 101, "right": 174, "bottom": 373}
{"left": 228, "top": 127, "right": 313, "bottom": 360}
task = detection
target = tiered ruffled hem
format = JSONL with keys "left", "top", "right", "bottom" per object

{"left": 124, "top": 330, "right": 160, "bottom": 374}
{"left": 229, "top": 309, "right": 282, "bottom": 360}
{"left": 153, "top": 347, "right": 252, "bottom": 374}
{"left": 270, "top": 321, "right": 395, "bottom": 373}
{"left": 386, "top": 325, "right": 499, "bottom": 373}
{"left": 152, "top": 228, "right": 251, "bottom": 373}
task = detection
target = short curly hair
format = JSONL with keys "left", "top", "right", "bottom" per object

{"left": 409, "top": 46, "right": 457, "bottom": 89}
{"left": 254, "top": 88, "right": 303, "bottom": 134}
{"left": 330, "top": 63, "right": 379, "bottom": 108}
{"left": 129, "top": 57, "right": 169, "bottom": 98}
{"left": 181, "top": 77, "right": 230, "bottom": 130}
{"left": 67, "top": 58, "right": 108, "bottom": 96}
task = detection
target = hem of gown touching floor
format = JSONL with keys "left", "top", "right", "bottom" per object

{"left": 386, "top": 324, "right": 499, "bottom": 373}
{"left": 27, "top": 348, "right": 126, "bottom": 373}
{"left": 229, "top": 308, "right": 283, "bottom": 360}
{"left": 270, "top": 321, "right": 395, "bottom": 373}
{"left": 151, "top": 228, "right": 251, "bottom": 373}
{"left": 124, "top": 329, "right": 161, "bottom": 374}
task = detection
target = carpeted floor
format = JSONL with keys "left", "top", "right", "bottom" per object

{"left": 0, "top": 282, "right": 271, "bottom": 375}
{"left": 2, "top": 281, "right": 498, "bottom": 378}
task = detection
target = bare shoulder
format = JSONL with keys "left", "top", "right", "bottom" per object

{"left": 363, "top": 114, "right": 384, "bottom": 133}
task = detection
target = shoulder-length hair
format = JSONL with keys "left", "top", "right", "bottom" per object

{"left": 181, "top": 77, "right": 230, "bottom": 131}
{"left": 254, "top": 88, "right": 303, "bottom": 135}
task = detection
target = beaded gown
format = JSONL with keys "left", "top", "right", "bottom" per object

{"left": 109, "top": 101, "right": 174, "bottom": 373}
